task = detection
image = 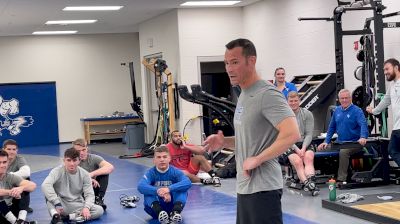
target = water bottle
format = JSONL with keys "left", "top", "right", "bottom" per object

{"left": 328, "top": 179, "right": 336, "bottom": 201}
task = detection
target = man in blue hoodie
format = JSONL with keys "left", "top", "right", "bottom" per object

{"left": 317, "top": 89, "right": 368, "bottom": 182}
{"left": 137, "top": 145, "right": 191, "bottom": 224}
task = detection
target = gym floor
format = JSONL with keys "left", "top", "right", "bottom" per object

{"left": 21, "top": 142, "right": 399, "bottom": 224}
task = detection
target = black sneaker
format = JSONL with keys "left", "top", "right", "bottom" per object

{"left": 26, "top": 207, "right": 33, "bottom": 213}
{"left": 51, "top": 214, "right": 63, "bottom": 224}
{"left": 170, "top": 211, "right": 182, "bottom": 224}
{"left": 95, "top": 196, "right": 107, "bottom": 211}
{"left": 202, "top": 178, "right": 213, "bottom": 185}
{"left": 303, "top": 179, "right": 316, "bottom": 192}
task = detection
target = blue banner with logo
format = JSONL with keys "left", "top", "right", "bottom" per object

{"left": 0, "top": 82, "right": 59, "bottom": 147}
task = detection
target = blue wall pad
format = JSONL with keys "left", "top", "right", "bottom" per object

{"left": 0, "top": 82, "right": 59, "bottom": 146}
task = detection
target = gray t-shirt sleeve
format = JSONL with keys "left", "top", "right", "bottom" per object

{"left": 261, "top": 88, "right": 295, "bottom": 127}
{"left": 91, "top": 154, "right": 104, "bottom": 166}
{"left": 82, "top": 169, "right": 95, "bottom": 209}
{"left": 302, "top": 109, "right": 314, "bottom": 148}
{"left": 9, "top": 173, "right": 23, "bottom": 186}
{"left": 41, "top": 167, "right": 62, "bottom": 206}
{"left": 16, "top": 156, "right": 28, "bottom": 168}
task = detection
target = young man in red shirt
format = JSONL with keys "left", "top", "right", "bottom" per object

{"left": 166, "top": 130, "right": 221, "bottom": 187}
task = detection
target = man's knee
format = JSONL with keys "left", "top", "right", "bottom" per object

{"left": 89, "top": 205, "right": 104, "bottom": 220}
{"left": 288, "top": 155, "right": 302, "bottom": 168}
{"left": 304, "top": 152, "right": 314, "bottom": 164}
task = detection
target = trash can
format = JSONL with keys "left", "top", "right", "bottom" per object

{"left": 125, "top": 122, "right": 146, "bottom": 153}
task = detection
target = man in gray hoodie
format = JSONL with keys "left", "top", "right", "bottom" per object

{"left": 42, "top": 148, "right": 104, "bottom": 224}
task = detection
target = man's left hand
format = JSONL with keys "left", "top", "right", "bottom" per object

{"left": 9, "top": 186, "right": 23, "bottom": 198}
{"left": 91, "top": 179, "right": 100, "bottom": 188}
{"left": 358, "top": 138, "right": 367, "bottom": 146}
{"left": 162, "top": 193, "right": 171, "bottom": 203}
{"left": 157, "top": 187, "right": 170, "bottom": 197}
{"left": 81, "top": 207, "right": 91, "bottom": 220}
{"left": 243, "top": 156, "right": 261, "bottom": 178}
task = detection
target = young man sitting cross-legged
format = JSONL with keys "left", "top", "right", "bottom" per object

{"left": 166, "top": 130, "right": 221, "bottom": 187}
{"left": 72, "top": 138, "right": 114, "bottom": 210}
{"left": 137, "top": 145, "right": 192, "bottom": 224}
{"left": 42, "top": 148, "right": 104, "bottom": 224}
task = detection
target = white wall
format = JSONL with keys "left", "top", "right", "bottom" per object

{"left": 138, "top": 8, "right": 242, "bottom": 144}
{"left": 244, "top": 0, "right": 400, "bottom": 133}
{"left": 0, "top": 33, "right": 141, "bottom": 142}
{"left": 138, "top": 10, "right": 180, "bottom": 142}
{"left": 177, "top": 8, "right": 243, "bottom": 144}
{"left": 243, "top": 0, "right": 337, "bottom": 82}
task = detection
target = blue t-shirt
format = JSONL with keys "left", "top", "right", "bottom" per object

{"left": 275, "top": 81, "right": 297, "bottom": 99}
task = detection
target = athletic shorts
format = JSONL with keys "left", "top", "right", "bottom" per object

{"left": 184, "top": 157, "right": 200, "bottom": 175}
{"left": 237, "top": 189, "right": 283, "bottom": 224}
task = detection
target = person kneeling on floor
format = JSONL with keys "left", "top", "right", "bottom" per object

{"left": 0, "top": 150, "right": 37, "bottom": 224}
{"left": 138, "top": 145, "right": 192, "bottom": 224}
{"left": 42, "top": 148, "right": 104, "bottom": 224}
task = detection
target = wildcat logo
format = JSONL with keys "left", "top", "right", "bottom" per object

{"left": 304, "top": 94, "right": 319, "bottom": 110}
{"left": 0, "top": 96, "right": 34, "bottom": 136}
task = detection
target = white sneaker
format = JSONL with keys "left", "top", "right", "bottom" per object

{"left": 212, "top": 176, "right": 221, "bottom": 187}
{"left": 170, "top": 211, "right": 182, "bottom": 224}
{"left": 158, "top": 211, "right": 170, "bottom": 224}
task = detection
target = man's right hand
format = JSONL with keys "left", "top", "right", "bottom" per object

{"left": 203, "top": 130, "right": 225, "bottom": 153}
{"left": 317, "top": 143, "right": 328, "bottom": 151}
{"left": 55, "top": 205, "right": 64, "bottom": 214}
{"left": 366, "top": 106, "right": 373, "bottom": 114}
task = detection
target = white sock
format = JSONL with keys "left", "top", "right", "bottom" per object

{"left": 18, "top": 210, "right": 27, "bottom": 221}
{"left": 5, "top": 211, "right": 17, "bottom": 223}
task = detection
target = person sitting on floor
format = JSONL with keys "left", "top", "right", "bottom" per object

{"left": 137, "top": 145, "right": 191, "bottom": 224}
{"left": 72, "top": 138, "right": 114, "bottom": 210}
{"left": 285, "top": 91, "right": 318, "bottom": 192}
{"left": 2, "top": 139, "right": 34, "bottom": 213}
{"left": 166, "top": 130, "right": 221, "bottom": 187}
{"left": 42, "top": 148, "right": 104, "bottom": 224}
{"left": 0, "top": 150, "right": 37, "bottom": 224}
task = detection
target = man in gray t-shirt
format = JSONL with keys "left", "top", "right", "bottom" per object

{"left": 42, "top": 148, "right": 103, "bottom": 224}
{"left": 285, "top": 91, "right": 318, "bottom": 193}
{"left": 72, "top": 139, "right": 114, "bottom": 210}
{"left": 0, "top": 150, "right": 37, "bottom": 224}
{"left": 3, "top": 139, "right": 33, "bottom": 213}
{"left": 204, "top": 39, "right": 300, "bottom": 224}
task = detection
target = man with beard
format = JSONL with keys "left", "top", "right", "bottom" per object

{"left": 166, "top": 130, "right": 221, "bottom": 187}
{"left": 367, "top": 58, "right": 400, "bottom": 167}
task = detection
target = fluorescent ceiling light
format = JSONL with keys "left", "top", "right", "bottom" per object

{"left": 32, "top": 31, "right": 78, "bottom": 35}
{"left": 45, "top": 20, "right": 97, "bottom": 25}
{"left": 181, "top": 1, "right": 241, "bottom": 6}
{"left": 63, "top": 6, "right": 123, "bottom": 11}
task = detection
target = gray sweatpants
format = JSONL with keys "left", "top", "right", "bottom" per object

{"left": 46, "top": 199, "right": 103, "bottom": 221}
